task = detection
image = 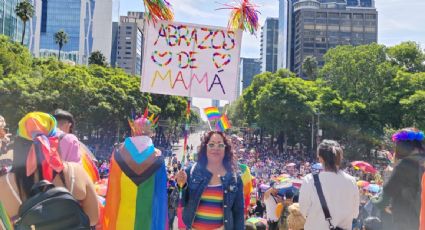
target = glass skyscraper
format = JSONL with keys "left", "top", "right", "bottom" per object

{"left": 0, "top": 0, "right": 29, "bottom": 44}
{"left": 39, "top": 0, "right": 95, "bottom": 64}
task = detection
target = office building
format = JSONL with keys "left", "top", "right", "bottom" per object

{"left": 92, "top": 0, "right": 113, "bottom": 63}
{"left": 281, "top": 0, "right": 377, "bottom": 77}
{"left": 240, "top": 58, "right": 261, "bottom": 91}
{"left": 260, "top": 17, "right": 279, "bottom": 73}
{"left": 116, "top": 11, "right": 144, "bottom": 75}
{"left": 0, "top": 0, "right": 30, "bottom": 44}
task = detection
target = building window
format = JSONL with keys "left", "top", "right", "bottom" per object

{"left": 329, "top": 13, "right": 339, "bottom": 18}
{"left": 315, "top": 25, "right": 326, "bottom": 30}
{"left": 125, "top": 52, "right": 131, "bottom": 55}
{"left": 365, "top": 27, "right": 376, "bottom": 32}
{"left": 353, "top": 26, "right": 364, "bottom": 32}
{"left": 327, "top": 25, "right": 339, "bottom": 31}
{"left": 365, "top": 14, "right": 376, "bottom": 20}
{"left": 304, "top": 24, "right": 315, "bottom": 30}
{"left": 126, "top": 32, "right": 132, "bottom": 35}
{"left": 126, "top": 26, "right": 132, "bottom": 29}
{"left": 353, "top": 14, "right": 364, "bottom": 19}
{"left": 340, "top": 26, "right": 351, "bottom": 32}
{"left": 317, "top": 12, "right": 327, "bottom": 18}
{"left": 341, "top": 13, "right": 351, "bottom": 19}
{"left": 126, "top": 41, "right": 131, "bottom": 44}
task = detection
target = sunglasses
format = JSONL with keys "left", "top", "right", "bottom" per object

{"left": 207, "top": 143, "right": 226, "bottom": 149}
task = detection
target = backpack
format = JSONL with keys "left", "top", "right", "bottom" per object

{"left": 14, "top": 179, "right": 90, "bottom": 229}
{"left": 168, "top": 187, "right": 180, "bottom": 210}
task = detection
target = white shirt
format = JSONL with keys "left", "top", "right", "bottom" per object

{"left": 299, "top": 171, "right": 359, "bottom": 230}
{"left": 264, "top": 193, "right": 279, "bottom": 222}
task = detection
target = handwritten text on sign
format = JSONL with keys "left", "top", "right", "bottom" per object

{"left": 141, "top": 21, "right": 242, "bottom": 101}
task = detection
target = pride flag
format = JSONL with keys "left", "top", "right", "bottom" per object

{"left": 216, "top": 114, "right": 231, "bottom": 132}
{"left": 102, "top": 137, "right": 167, "bottom": 230}
{"left": 80, "top": 143, "right": 100, "bottom": 182}
{"left": 204, "top": 107, "right": 221, "bottom": 120}
{"left": 239, "top": 164, "right": 253, "bottom": 216}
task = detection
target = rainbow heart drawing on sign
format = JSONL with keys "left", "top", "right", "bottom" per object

{"left": 213, "top": 52, "right": 231, "bottom": 69}
{"left": 151, "top": 51, "right": 173, "bottom": 67}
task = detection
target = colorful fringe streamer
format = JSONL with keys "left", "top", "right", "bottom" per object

{"left": 143, "top": 0, "right": 174, "bottom": 23}
{"left": 240, "top": 164, "right": 253, "bottom": 216}
{"left": 218, "top": 0, "right": 260, "bottom": 34}
{"left": 103, "top": 137, "right": 167, "bottom": 230}
{"left": 204, "top": 107, "right": 221, "bottom": 120}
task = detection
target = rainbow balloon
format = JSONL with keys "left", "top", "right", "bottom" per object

{"left": 102, "top": 137, "right": 167, "bottom": 230}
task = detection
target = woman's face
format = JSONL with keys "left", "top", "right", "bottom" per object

{"left": 206, "top": 133, "right": 226, "bottom": 165}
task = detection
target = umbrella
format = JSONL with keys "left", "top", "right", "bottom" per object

{"left": 312, "top": 163, "right": 323, "bottom": 170}
{"left": 287, "top": 163, "right": 296, "bottom": 167}
{"left": 351, "top": 161, "right": 377, "bottom": 174}
{"left": 246, "top": 217, "right": 267, "bottom": 228}
{"left": 367, "top": 184, "right": 380, "bottom": 193}
{"left": 357, "top": 180, "right": 370, "bottom": 188}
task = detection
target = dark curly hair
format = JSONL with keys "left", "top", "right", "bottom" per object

{"left": 197, "top": 131, "right": 237, "bottom": 173}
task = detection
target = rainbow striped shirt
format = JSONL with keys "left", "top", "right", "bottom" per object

{"left": 192, "top": 184, "right": 224, "bottom": 230}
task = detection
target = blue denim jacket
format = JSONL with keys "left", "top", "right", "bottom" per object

{"left": 182, "top": 164, "right": 245, "bottom": 230}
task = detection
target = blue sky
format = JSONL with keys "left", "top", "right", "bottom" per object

{"left": 119, "top": 0, "right": 425, "bottom": 117}
{"left": 120, "top": 0, "right": 425, "bottom": 58}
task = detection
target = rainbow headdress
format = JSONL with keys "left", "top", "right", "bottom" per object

{"left": 128, "top": 108, "right": 159, "bottom": 137}
{"left": 102, "top": 136, "right": 167, "bottom": 230}
{"left": 204, "top": 107, "right": 221, "bottom": 120}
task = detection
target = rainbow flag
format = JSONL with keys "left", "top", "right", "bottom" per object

{"left": 0, "top": 202, "right": 12, "bottom": 230}
{"left": 102, "top": 137, "right": 167, "bottom": 230}
{"left": 204, "top": 107, "right": 221, "bottom": 120}
{"left": 239, "top": 164, "right": 253, "bottom": 216}
{"left": 216, "top": 114, "right": 231, "bottom": 132}
{"left": 80, "top": 143, "right": 100, "bottom": 182}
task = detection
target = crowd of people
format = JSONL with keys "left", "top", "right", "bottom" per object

{"left": 1, "top": 110, "right": 425, "bottom": 230}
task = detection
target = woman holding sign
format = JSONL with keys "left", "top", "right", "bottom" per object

{"left": 176, "top": 131, "right": 244, "bottom": 230}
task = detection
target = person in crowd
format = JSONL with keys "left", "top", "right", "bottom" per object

{"left": 102, "top": 113, "right": 167, "bottom": 230}
{"left": 0, "top": 112, "right": 99, "bottom": 226}
{"left": 287, "top": 203, "right": 305, "bottom": 230}
{"left": 253, "top": 200, "right": 265, "bottom": 218}
{"left": 372, "top": 127, "right": 425, "bottom": 230}
{"left": 299, "top": 140, "right": 359, "bottom": 230}
{"left": 176, "top": 131, "right": 244, "bottom": 230}
{"left": 245, "top": 220, "right": 267, "bottom": 230}
{"left": 53, "top": 109, "right": 81, "bottom": 162}
{"left": 168, "top": 178, "right": 179, "bottom": 230}
{"left": 0, "top": 115, "right": 11, "bottom": 155}
{"left": 362, "top": 216, "right": 382, "bottom": 230}
{"left": 263, "top": 183, "right": 282, "bottom": 230}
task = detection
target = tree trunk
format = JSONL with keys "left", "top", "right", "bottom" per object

{"left": 278, "top": 131, "right": 284, "bottom": 154}
{"left": 58, "top": 47, "right": 61, "bottom": 61}
{"left": 270, "top": 132, "right": 274, "bottom": 147}
{"left": 21, "top": 21, "right": 26, "bottom": 45}
{"left": 259, "top": 128, "right": 263, "bottom": 144}
{"left": 284, "top": 131, "right": 288, "bottom": 153}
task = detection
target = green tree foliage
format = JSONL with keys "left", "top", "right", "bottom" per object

{"left": 54, "top": 30, "right": 68, "bottom": 61}
{"left": 0, "top": 39, "right": 188, "bottom": 143}
{"left": 15, "top": 0, "right": 34, "bottom": 45}
{"left": 302, "top": 56, "right": 318, "bottom": 80}
{"left": 387, "top": 41, "right": 425, "bottom": 73}
{"left": 89, "top": 51, "right": 108, "bottom": 67}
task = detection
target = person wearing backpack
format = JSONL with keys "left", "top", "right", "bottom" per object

{"left": 0, "top": 112, "right": 99, "bottom": 229}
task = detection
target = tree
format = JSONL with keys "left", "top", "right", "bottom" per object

{"left": 89, "top": 51, "right": 108, "bottom": 67}
{"left": 302, "top": 56, "right": 318, "bottom": 80}
{"left": 387, "top": 41, "right": 425, "bottom": 73}
{"left": 15, "top": 0, "right": 34, "bottom": 45}
{"left": 54, "top": 30, "right": 69, "bottom": 61}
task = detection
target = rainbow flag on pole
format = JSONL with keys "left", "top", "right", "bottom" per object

{"left": 216, "top": 114, "right": 231, "bottom": 132}
{"left": 204, "top": 107, "right": 221, "bottom": 120}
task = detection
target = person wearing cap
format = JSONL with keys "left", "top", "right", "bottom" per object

{"left": 53, "top": 109, "right": 81, "bottom": 162}
{"left": 0, "top": 115, "right": 11, "bottom": 155}
{"left": 263, "top": 182, "right": 283, "bottom": 230}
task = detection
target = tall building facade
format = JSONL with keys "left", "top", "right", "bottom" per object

{"left": 240, "top": 58, "right": 261, "bottom": 91}
{"left": 32, "top": 0, "right": 113, "bottom": 65}
{"left": 260, "top": 17, "right": 279, "bottom": 73}
{"left": 116, "top": 11, "right": 144, "bottom": 75}
{"left": 281, "top": 0, "right": 377, "bottom": 77}
{"left": 0, "top": 0, "right": 30, "bottom": 44}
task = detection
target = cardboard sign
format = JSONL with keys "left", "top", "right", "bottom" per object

{"left": 141, "top": 21, "right": 242, "bottom": 101}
